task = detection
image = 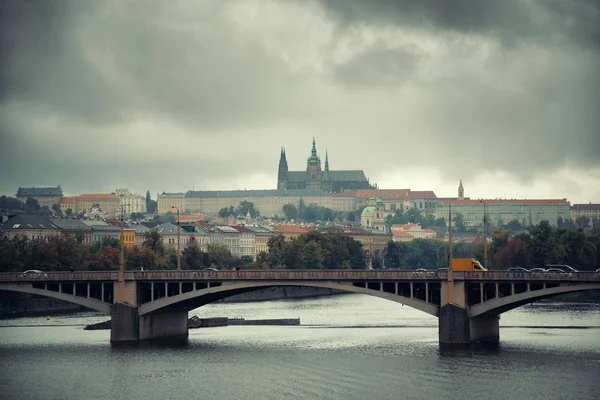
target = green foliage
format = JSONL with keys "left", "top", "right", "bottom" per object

{"left": 453, "top": 212, "right": 465, "bottom": 231}
{"left": 143, "top": 230, "right": 165, "bottom": 255}
{"left": 266, "top": 231, "right": 366, "bottom": 269}
{"left": 301, "top": 203, "right": 334, "bottom": 222}
{"left": 130, "top": 212, "right": 145, "bottom": 220}
{"left": 282, "top": 203, "right": 298, "bottom": 220}
{"left": 145, "top": 191, "right": 157, "bottom": 214}
{"left": 164, "top": 211, "right": 176, "bottom": 223}
{"left": 236, "top": 201, "right": 260, "bottom": 218}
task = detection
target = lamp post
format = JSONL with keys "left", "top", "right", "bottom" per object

{"left": 479, "top": 200, "right": 488, "bottom": 269}
{"left": 172, "top": 206, "right": 181, "bottom": 271}
{"left": 448, "top": 199, "right": 453, "bottom": 282}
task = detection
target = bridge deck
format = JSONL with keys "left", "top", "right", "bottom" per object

{"left": 0, "top": 270, "right": 598, "bottom": 283}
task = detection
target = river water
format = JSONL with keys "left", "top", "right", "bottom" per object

{"left": 0, "top": 294, "right": 599, "bottom": 400}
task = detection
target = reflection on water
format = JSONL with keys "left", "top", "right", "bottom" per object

{"left": 0, "top": 294, "right": 599, "bottom": 400}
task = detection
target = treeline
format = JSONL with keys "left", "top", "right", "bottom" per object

{"left": 1, "top": 222, "right": 598, "bottom": 272}
{"left": 0, "top": 231, "right": 253, "bottom": 273}
{"left": 260, "top": 231, "right": 367, "bottom": 269}
{"left": 375, "top": 222, "right": 600, "bottom": 271}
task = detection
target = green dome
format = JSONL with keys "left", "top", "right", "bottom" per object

{"left": 361, "top": 206, "right": 376, "bottom": 217}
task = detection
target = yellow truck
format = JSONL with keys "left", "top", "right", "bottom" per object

{"left": 451, "top": 258, "right": 487, "bottom": 272}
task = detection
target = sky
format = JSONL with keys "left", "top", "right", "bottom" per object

{"left": 1, "top": 0, "right": 599, "bottom": 203}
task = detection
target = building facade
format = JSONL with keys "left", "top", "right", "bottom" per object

{"left": 16, "top": 186, "right": 63, "bottom": 208}
{"left": 436, "top": 198, "right": 572, "bottom": 228}
{"left": 75, "top": 194, "right": 121, "bottom": 218}
{"left": 571, "top": 203, "right": 600, "bottom": 225}
{"left": 277, "top": 139, "right": 374, "bottom": 193}
{"left": 360, "top": 198, "right": 387, "bottom": 231}
{"left": 114, "top": 188, "right": 147, "bottom": 215}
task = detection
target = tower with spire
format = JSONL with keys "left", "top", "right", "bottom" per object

{"left": 458, "top": 179, "right": 464, "bottom": 199}
{"left": 276, "top": 138, "right": 373, "bottom": 192}
{"left": 305, "top": 138, "right": 322, "bottom": 191}
{"left": 277, "top": 147, "right": 288, "bottom": 190}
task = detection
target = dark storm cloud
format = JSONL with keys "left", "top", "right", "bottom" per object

{"left": 321, "top": 0, "right": 600, "bottom": 49}
{"left": 0, "top": 0, "right": 598, "bottom": 198}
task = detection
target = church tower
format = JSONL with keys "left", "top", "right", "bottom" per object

{"left": 306, "top": 138, "right": 322, "bottom": 191}
{"left": 322, "top": 150, "right": 332, "bottom": 192}
{"left": 277, "top": 147, "right": 288, "bottom": 190}
{"left": 458, "top": 179, "right": 464, "bottom": 199}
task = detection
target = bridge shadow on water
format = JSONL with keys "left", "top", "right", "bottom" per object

{"left": 110, "top": 337, "right": 191, "bottom": 351}
{"left": 438, "top": 341, "right": 501, "bottom": 357}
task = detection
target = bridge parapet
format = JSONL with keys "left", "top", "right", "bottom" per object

{"left": 0, "top": 271, "right": 116, "bottom": 282}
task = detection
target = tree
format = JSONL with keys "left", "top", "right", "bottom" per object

{"left": 235, "top": 201, "right": 259, "bottom": 218}
{"left": 298, "top": 198, "right": 305, "bottom": 220}
{"left": 383, "top": 240, "right": 407, "bottom": 269}
{"left": 164, "top": 211, "right": 176, "bottom": 223}
{"left": 347, "top": 212, "right": 356, "bottom": 222}
{"left": 182, "top": 241, "right": 205, "bottom": 270}
{"left": 576, "top": 216, "right": 591, "bottom": 229}
{"left": 434, "top": 217, "right": 446, "bottom": 228}
{"left": 51, "top": 203, "right": 63, "bottom": 216}
{"left": 218, "top": 207, "right": 231, "bottom": 218}
{"left": 453, "top": 213, "right": 465, "bottom": 231}
{"left": 143, "top": 230, "right": 165, "bottom": 255}
{"left": 65, "top": 208, "right": 73, "bottom": 217}
{"left": 25, "top": 197, "right": 40, "bottom": 213}
{"left": 506, "top": 219, "right": 522, "bottom": 233}
{"left": 282, "top": 203, "right": 298, "bottom": 220}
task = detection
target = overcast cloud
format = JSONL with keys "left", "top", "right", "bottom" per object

{"left": 1, "top": 0, "right": 599, "bottom": 202}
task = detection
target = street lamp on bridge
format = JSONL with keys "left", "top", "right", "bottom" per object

{"left": 479, "top": 200, "right": 488, "bottom": 270}
{"left": 172, "top": 206, "right": 181, "bottom": 271}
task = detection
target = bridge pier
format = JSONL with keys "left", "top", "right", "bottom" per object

{"left": 111, "top": 303, "right": 189, "bottom": 343}
{"left": 439, "top": 281, "right": 499, "bottom": 345}
{"left": 139, "top": 310, "right": 189, "bottom": 341}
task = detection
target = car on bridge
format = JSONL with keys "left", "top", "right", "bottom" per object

{"left": 530, "top": 268, "right": 546, "bottom": 273}
{"left": 18, "top": 270, "right": 48, "bottom": 278}
{"left": 506, "top": 267, "right": 529, "bottom": 274}
{"left": 412, "top": 268, "right": 429, "bottom": 275}
{"left": 546, "top": 268, "right": 567, "bottom": 274}
{"left": 546, "top": 264, "right": 578, "bottom": 273}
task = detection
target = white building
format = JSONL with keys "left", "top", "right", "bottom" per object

{"left": 391, "top": 223, "right": 437, "bottom": 242}
{"left": 115, "top": 188, "right": 147, "bottom": 216}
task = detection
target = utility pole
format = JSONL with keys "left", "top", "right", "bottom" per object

{"left": 172, "top": 206, "right": 181, "bottom": 271}
{"left": 480, "top": 200, "right": 488, "bottom": 269}
{"left": 448, "top": 200, "right": 453, "bottom": 281}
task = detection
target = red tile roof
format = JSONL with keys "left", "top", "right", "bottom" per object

{"left": 78, "top": 193, "right": 121, "bottom": 200}
{"left": 60, "top": 196, "right": 76, "bottom": 204}
{"left": 272, "top": 224, "right": 310, "bottom": 234}
{"left": 438, "top": 198, "right": 570, "bottom": 205}
{"left": 355, "top": 189, "right": 411, "bottom": 199}
{"left": 407, "top": 191, "right": 437, "bottom": 199}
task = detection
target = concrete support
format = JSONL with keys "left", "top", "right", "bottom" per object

{"left": 439, "top": 304, "right": 470, "bottom": 344}
{"left": 440, "top": 280, "right": 500, "bottom": 345}
{"left": 139, "top": 310, "right": 189, "bottom": 341}
{"left": 394, "top": 282, "right": 398, "bottom": 295}
{"left": 151, "top": 282, "right": 154, "bottom": 301}
{"left": 87, "top": 283, "right": 90, "bottom": 299}
{"left": 470, "top": 314, "right": 500, "bottom": 343}
{"left": 110, "top": 302, "right": 139, "bottom": 343}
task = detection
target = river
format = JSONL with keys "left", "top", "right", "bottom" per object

{"left": 0, "top": 294, "right": 599, "bottom": 400}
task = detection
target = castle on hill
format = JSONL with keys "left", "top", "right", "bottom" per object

{"left": 277, "top": 139, "right": 374, "bottom": 193}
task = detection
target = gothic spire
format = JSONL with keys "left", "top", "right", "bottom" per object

{"left": 325, "top": 150, "right": 329, "bottom": 171}
{"left": 311, "top": 137, "right": 317, "bottom": 156}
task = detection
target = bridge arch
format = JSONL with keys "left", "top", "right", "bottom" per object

{"left": 469, "top": 283, "right": 600, "bottom": 318}
{"left": 138, "top": 280, "right": 440, "bottom": 317}
{"left": 0, "top": 284, "right": 112, "bottom": 315}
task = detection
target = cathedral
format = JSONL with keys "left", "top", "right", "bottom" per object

{"left": 277, "top": 139, "right": 374, "bottom": 193}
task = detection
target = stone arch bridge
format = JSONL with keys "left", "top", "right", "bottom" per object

{"left": 0, "top": 270, "right": 598, "bottom": 345}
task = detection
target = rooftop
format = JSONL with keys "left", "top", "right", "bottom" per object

{"left": 16, "top": 186, "right": 63, "bottom": 197}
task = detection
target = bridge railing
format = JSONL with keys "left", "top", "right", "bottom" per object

{"left": 0, "top": 271, "right": 116, "bottom": 282}
{"left": 0, "top": 270, "right": 598, "bottom": 283}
